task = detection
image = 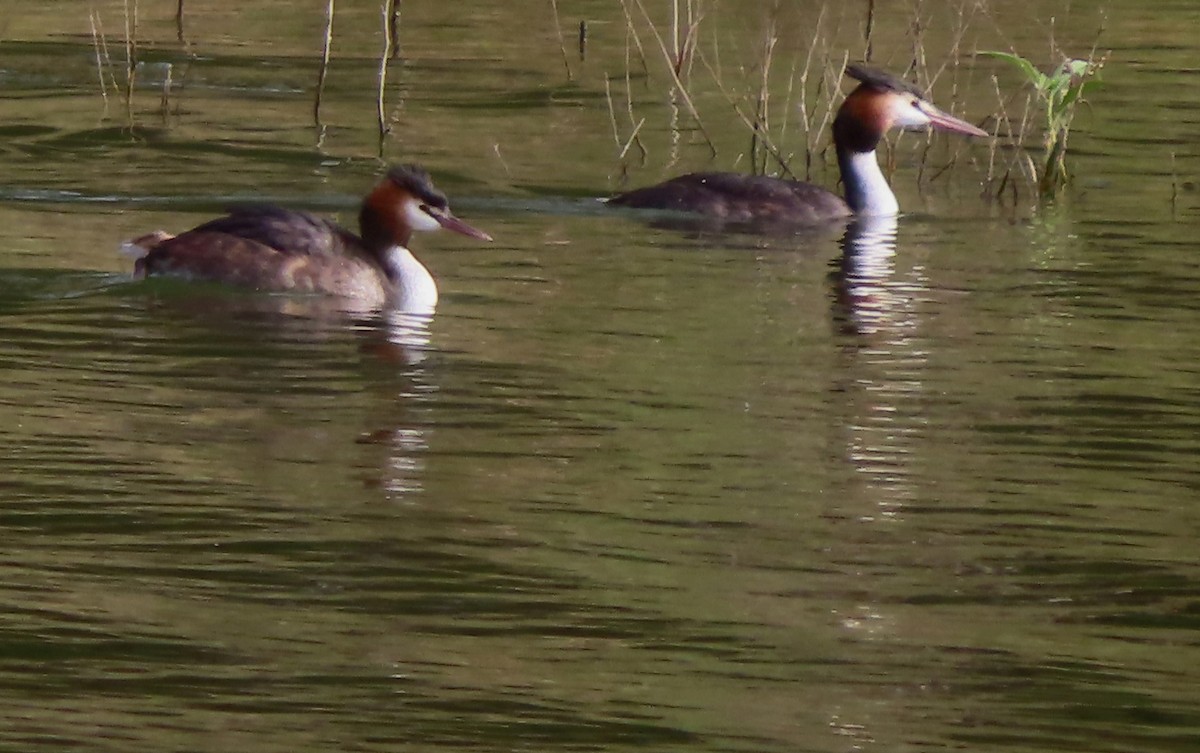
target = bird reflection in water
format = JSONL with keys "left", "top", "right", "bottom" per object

{"left": 356, "top": 310, "right": 441, "bottom": 501}
{"left": 131, "top": 286, "right": 441, "bottom": 502}
{"left": 829, "top": 214, "right": 930, "bottom": 520}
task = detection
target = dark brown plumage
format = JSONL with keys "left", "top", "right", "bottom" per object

{"left": 129, "top": 165, "right": 490, "bottom": 312}
{"left": 606, "top": 172, "right": 851, "bottom": 225}
{"left": 608, "top": 64, "right": 988, "bottom": 225}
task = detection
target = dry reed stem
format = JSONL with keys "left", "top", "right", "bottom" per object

{"left": 620, "top": 0, "right": 715, "bottom": 153}
{"left": 603, "top": 34, "right": 648, "bottom": 171}
{"left": 923, "top": 0, "right": 979, "bottom": 89}
{"left": 388, "top": 0, "right": 402, "bottom": 59}
{"left": 670, "top": 0, "right": 681, "bottom": 72}
{"left": 88, "top": 8, "right": 112, "bottom": 109}
{"left": 175, "top": 0, "right": 186, "bottom": 45}
{"left": 750, "top": 9, "right": 780, "bottom": 175}
{"left": 698, "top": 4, "right": 850, "bottom": 182}
{"left": 604, "top": 77, "right": 622, "bottom": 149}
{"left": 603, "top": 77, "right": 646, "bottom": 161}
{"left": 158, "top": 63, "right": 173, "bottom": 120}
{"left": 623, "top": 37, "right": 648, "bottom": 162}
{"left": 122, "top": 0, "right": 138, "bottom": 115}
{"left": 695, "top": 3, "right": 808, "bottom": 178}
{"left": 808, "top": 57, "right": 846, "bottom": 174}
{"left": 615, "top": 1, "right": 649, "bottom": 77}
{"left": 883, "top": 0, "right": 984, "bottom": 192}
{"left": 864, "top": 0, "right": 876, "bottom": 62}
{"left": 315, "top": 0, "right": 335, "bottom": 127}
{"left": 984, "top": 73, "right": 1011, "bottom": 202}
{"left": 794, "top": 7, "right": 840, "bottom": 181}
{"left": 1012, "top": 88, "right": 1037, "bottom": 186}
{"left": 669, "top": 0, "right": 702, "bottom": 78}
{"left": 549, "top": 0, "right": 573, "bottom": 81}
{"left": 97, "top": 13, "right": 119, "bottom": 93}
{"left": 619, "top": 119, "right": 647, "bottom": 161}
{"left": 697, "top": 53, "right": 790, "bottom": 177}
{"left": 920, "top": 0, "right": 985, "bottom": 189}
{"left": 376, "top": 0, "right": 394, "bottom": 151}
{"left": 775, "top": 50, "right": 797, "bottom": 161}
{"left": 982, "top": 59, "right": 1039, "bottom": 203}
{"left": 492, "top": 143, "right": 511, "bottom": 176}
{"left": 917, "top": 2, "right": 980, "bottom": 188}
{"left": 612, "top": 31, "right": 648, "bottom": 164}
{"left": 903, "top": 0, "right": 932, "bottom": 83}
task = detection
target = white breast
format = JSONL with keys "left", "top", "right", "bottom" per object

{"left": 383, "top": 245, "right": 438, "bottom": 314}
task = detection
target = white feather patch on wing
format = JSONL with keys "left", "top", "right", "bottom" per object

{"left": 119, "top": 230, "right": 174, "bottom": 259}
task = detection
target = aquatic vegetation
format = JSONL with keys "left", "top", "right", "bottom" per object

{"left": 981, "top": 50, "right": 1105, "bottom": 196}
{"left": 604, "top": 0, "right": 987, "bottom": 198}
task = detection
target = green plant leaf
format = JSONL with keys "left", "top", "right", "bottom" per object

{"left": 981, "top": 49, "right": 1105, "bottom": 198}
{"left": 1060, "top": 85, "right": 1085, "bottom": 110}
{"left": 1045, "top": 76, "right": 1069, "bottom": 102}
{"left": 1063, "top": 59, "right": 1091, "bottom": 78}
{"left": 978, "top": 50, "right": 1047, "bottom": 88}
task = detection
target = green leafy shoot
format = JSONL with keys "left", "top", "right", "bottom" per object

{"left": 981, "top": 50, "right": 1104, "bottom": 195}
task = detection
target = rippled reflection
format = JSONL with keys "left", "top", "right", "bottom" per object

{"left": 830, "top": 215, "right": 926, "bottom": 519}
{"left": 356, "top": 310, "right": 439, "bottom": 501}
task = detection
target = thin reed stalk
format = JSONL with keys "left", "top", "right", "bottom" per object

{"left": 605, "top": 77, "right": 646, "bottom": 161}
{"left": 615, "top": 1, "right": 649, "bottom": 78}
{"left": 621, "top": 33, "right": 647, "bottom": 162}
{"left": 619, "top": 0, "right": 715, "bottom": 153}
{"left": 315, "top": 0, "right": 335, "bottom": 127}
{"left": 749, "top": 11, "right": 779, "bottom": 175}
{"left": 122, "top": 0, "right": 138, "bottom": 116}
{"left": 88, "top": 8, "right": 115, "bottom": 110}
{"left": 388, "top": 0, "right": 402, "bottom": 59}
{"left": 376, "top": 0, "right": 394, "bottom": 152}
{"left": 549, "top": 0, "right": 573, "bottom": 80}
{"left": 863, "top": 0, "right": 876, "bottom": 62}
{"left": 668, "top": 0, "right": 700, "bottom": 77}
{"left": 158, "top": 63, "right": 173, "bottom": 120}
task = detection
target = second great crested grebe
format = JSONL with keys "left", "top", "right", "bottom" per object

{"left": 607, "top": 64, "right": 990, "bottom": 225}
{"left": 125, "top": 164, "right": 491, "bottom": 313}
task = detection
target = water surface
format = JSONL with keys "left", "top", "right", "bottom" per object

{"left": 1, "top": 1, "right": 1199, "bottom": 751}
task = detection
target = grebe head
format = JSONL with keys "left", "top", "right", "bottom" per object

{"left": 831, "top": 65, "right": 989, "bottom": 216}
{"left": 834, "top": 64, "right": 989, "bottom": 153}
{"left": 360, "top": 164, "right": 492, "bottom": 253}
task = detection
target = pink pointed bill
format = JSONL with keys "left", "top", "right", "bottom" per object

{"left": 921, "top": 102, "right": 989, "bottom": 137}
{"left": 434, "top": 212, "right": 493, "bottom": 241}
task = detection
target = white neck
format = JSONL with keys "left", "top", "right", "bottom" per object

{"left": 839, "top": 149, "right": 899, "bottom": 217}
{"left": 383, "top": 245, "right": 439, "bottom": 314}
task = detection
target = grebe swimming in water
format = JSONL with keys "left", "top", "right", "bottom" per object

{"left": 607, "top": 65, "right": 989, "bottom": 225}
{"left": 126, "top": 164, "right": 491, "bottom": 313}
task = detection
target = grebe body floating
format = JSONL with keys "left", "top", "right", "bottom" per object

{"left": 607, "top": 65, "right": 989, "bottom": 225}
{"left": 127, "top": 165, "right": 491, "bottom": 313}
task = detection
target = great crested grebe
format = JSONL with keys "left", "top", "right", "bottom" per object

{"left": 607, "top": 64, "right": 989, "bottom": 224}
{"left": 126, "top": 164, "right": 491, "bottom": 312}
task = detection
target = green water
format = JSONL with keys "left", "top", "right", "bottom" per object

{"left": 0, "top": 1, "right": 1198, "bottom": 751}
